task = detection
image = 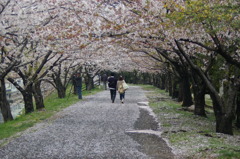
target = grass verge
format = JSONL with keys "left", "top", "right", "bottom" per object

{"left": 140, "top": 84, "right": 240, "bottom": 159}
{"left": 0, "top": 85, "right": 102, "bottom": 142}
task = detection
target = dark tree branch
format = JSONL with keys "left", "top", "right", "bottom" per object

{"left": 179, "top": 38, "right": 217, "bottom": 52}
{"left": 7, "top": 77, "right": 25, "bottom": 93}
{"left": 32, "top": 50, "right": 53, "bottom": 80}
{"left": 174, "top": 39, "right": 221, "bottom": 105}
{"left": 210, "top": 34, "right": 240, "bottom": 69}
{"left": 38, "top": 54, "right": 63, "bottom": 80}
{"left": 41, "top": 79, "right": 57, "bottom": 89}
{"left": 180, "top": 37, "right": 240, "bottom": 68}
{"left": 0, "top": 0, "right": 10, "bottom": 14}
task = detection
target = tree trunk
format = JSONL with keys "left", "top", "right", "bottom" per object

{"left": 181, "top": 73, "right": 193, "bottom": 107}
{"left": 236, "top": 90, "right": 240, "bottom": 128}
{"left": 23, "top": 84, "right": 34, "bottom": 114}
{"left": 155, "top": 75, "right": 158, "bottom": 88}
{"left": 191, "top": 71, "right": 206, "bottom": 117}
{"left": 85, "top": 74, "right": 94, "bottom": 91}
{"left": 168, "top": 73, "right": 173, "bottom": 97}
{"left": 33, "top": 81, "right": 45, "bottom": 110}
{"left": 85, "top": 78, "right": 90, "bottom": 91}
{"left": 174, "top": 40, "right": 238, "bottom": 135}
{"left": 7, "top": 78, "right": 34, "bottom": 114}
{"left": 152, "top": 74, "right": 156, "bottom": 87}
{"left": 216, "top": 115, "right": 234, "bottom": 135}
{"left": 172, "top": 80, "right": 179, "bottom": 99}
{"left": 0, "top": 78, "right": 13, "bottom": 122}
{"left": 210, "top": 81, "right": 237, "bottom": 135}
{"left": 154, "top": 74, "right": 160, "bottom": 88}
{"left": 178, "top": 82, "right": 184, "bottom": 102}
{"left": 211, "top": 96, "right": 234, "bottom": 135}
{"left": 142, "top": 73, "right": 151, "bottom": 84}
{"left": 53, "top": 75, "right": 67, "bottom": 98}
{"left": 193, "top": 86, "right": 206, "bottom": 117}
{"left": 86, "top": 79, "right": 94, "bottom": 90}
{"left": 133, "top": 70, "right": 138, "bottom": 84}
{"left": 72, "top": 76, "right": 77, "bottom": 95}
{"left": 73, "top": 85, "right": 77, "bottom": 94}
{"left": 156, "top": 75, "right": 160, "bottom": 88}
{"left": 90, "top": 77, "right": 94, "bottom": 89}
{"left": 165, "top": 75, "right": 169, "bottom": 92}
{"left": 160, "top": 75, "right": 165, "bottom": 90}
{"left": 57, "top": 86, "right": 66, "bottom": 98}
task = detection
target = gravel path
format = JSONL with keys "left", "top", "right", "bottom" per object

{"left": 0, "top": 86, "right": 174, "bottom": 159}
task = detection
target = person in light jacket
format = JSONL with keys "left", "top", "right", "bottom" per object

{"left": 117, "top": 76, "right": 126, "bottom": 104}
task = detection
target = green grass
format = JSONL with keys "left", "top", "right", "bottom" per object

{"left": 219, "top": 149, "right": 240, "bottom": 159}
{"left": 140, "top": 84, "right": 240, "bottom": 159}
{"left": 0, "top": 85, "right": 102, "bottom": 141}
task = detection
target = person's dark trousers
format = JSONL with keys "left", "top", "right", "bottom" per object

{"left": 120, "top": 92, "right": 125, "bottom": 100}
{"left": 77, "top": 86, "right": 82, "bottom": 99}
{"left": 110, "top": 89, "right": 116, "bottom": 103}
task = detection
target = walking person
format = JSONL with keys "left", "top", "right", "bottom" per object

{"left": 101, "top": 73, "right": 108, "bottom": 90}
{"left": 73, "top": 73, "right": 82, "bottom": 99}
{"left": 108, "top": 72, "right": 117, "bottom": 103}
{"left": 117, "top": 76, "right": 126, "bottom": 104}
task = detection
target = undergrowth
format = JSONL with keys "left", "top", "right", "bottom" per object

{"left": 141, "top": 85, "right": 240, "bottom": 159}
{"left": 0, "top": 85, "right": 102, "bottom": 142}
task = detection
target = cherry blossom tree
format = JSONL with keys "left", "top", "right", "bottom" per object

{"left": 0, "top": 0, "right": 34, "bottom": 120}
{"left": 1, "top": 0, "right": 239, "bottom": 136}
{"left": 163, "top": 0, "right": 240, "bottom": 134}
{"left": 45, "top": 54, "right": 83, "bottom": 98}
{"left": 97, "top": 0, "right": 239, "bottom": 134}
{"left": 1, "top": 0, "right": 65, "bottom": 114}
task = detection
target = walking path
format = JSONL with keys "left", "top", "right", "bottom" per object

{"left": 0, "top": 86, "right": 174, "bottom": 159}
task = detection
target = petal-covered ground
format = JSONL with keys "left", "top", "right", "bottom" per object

{"left": 0, "top": 86, "right": 174, "bottom": 159}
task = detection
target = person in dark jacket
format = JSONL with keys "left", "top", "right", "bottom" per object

{"left": 74, "top": 73, "right": 82, "bottom": 99}
{"left": 108, "top": 72, "right": 117, "bottom": 103}
{"left": 101, "top": 73, "right": 108, "bottom": 90}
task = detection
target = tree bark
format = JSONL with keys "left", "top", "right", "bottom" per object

{"left": 168, "top": 73, "right": 173, "bottom": 97}
{"left": 0, "top": 78, "right": 13, "bottom": 122}
{"left": 160, "top": 75, "right": 165, "bottom": 90}
{"left": 57, "top": 87, "right": 66, "bottom": 98}
{"left": 178, "top": 82, "right": 184, "bottom": 102}
{"left": 174, "top": 39, "right": 237, "bottom": 135}
{"left": 90, "top": 77, "right": 94, "bottom": 89}
{"left": 153, "top": 75, "right": 157, "bottom": 88}
{"left": 156, "top": 75, "right": 160, "bottom": 88}
{"left": 85, "top": 73, "right": 94, "bottom": 91}
{"left": 236, "top": 90, "right": 240, "bottom": 128}
{"left": 8, "top": 78, "right": 34, "bottom": 114}
{"left": 23, "top": 84, "right": 34, "bottom": 114}
{"left": 52, "top": 74, "right": 67, "bottom": 99}
{"left": 154, "top": 74, "right": 161, "bottom": 88}
{"left": 143, "top": 73, "right": 151, "bottom": 84}
{"left": 181, "top": 73, "right": 193, "bottom": 107}
{"left": 152, "top": 74, "right": 156, "bottom": 87}
{"left": 33, "top": 81, "right": 45, "bottom": 110}
{"left": 172, "top": 80, "right": 179, "bottom": 99}
{"left": 211, "top": 93, "right": 233, "bottom": 135}
{"left": 86, "top": 77, "right": 94, "bottom": 90}
{"left": 133, "top": 70, "right": 139, "bottom": 84}
{"left": 55, "top": 75, "right": 66, "bottom": 98}
{"left": 165, "top": 75, "right": 169, "bottom": 92}
{"left": 210, "top": 81, "right": 237, "bottom": 135}
{"left": 191, "top": 70, "right": 206, "bottom": 117}
{"left": 193, "top": 86, "right": 206, "bottom": 117}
